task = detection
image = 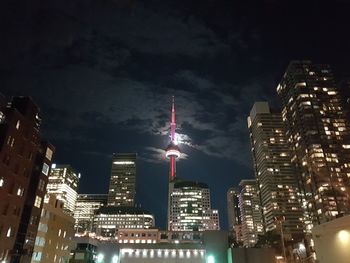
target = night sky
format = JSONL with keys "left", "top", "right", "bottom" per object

{"left": 1, "top": 0, "right": 350, "bottom": 229}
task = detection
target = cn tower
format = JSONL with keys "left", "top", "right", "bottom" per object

{"left": 165, "top": 96, "right": 180, "bottom": 181}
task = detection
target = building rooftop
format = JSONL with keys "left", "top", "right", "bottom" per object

{"left": 174, "top": 180, "right": 209, "bottom": 189}
{"left": 95, "top": 206, "right": 152, "bottom": 215}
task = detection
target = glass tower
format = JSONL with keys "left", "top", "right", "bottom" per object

{"left": 277, "top": 61, "right": 350, "bottom": 231}
{"left": 107, "top": 153, "right": 137, "bottom": 207}
{"left": 248, "top": 102, "right": 304, "bottom": 239}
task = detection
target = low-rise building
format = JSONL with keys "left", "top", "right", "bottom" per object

{"left": 71, "top": 230, "right": 228, "bottom": 263}
{"left": 92, "top": 206, "right": 155, "bottom": 239}
{"left": 312, "top": 215, "right": 350, "bottom": 263}
{"left": 74, "top": 194, "right": 107, "bottom": 234}
{"left": 69, "top": 237, "right": 98, "bottom": 263}
{"left": 31, "top": 195, "right": 75, "bottom": 263}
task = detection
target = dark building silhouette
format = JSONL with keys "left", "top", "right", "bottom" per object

{"left": 0, "top": 96, "right": 54, "bottom": 263}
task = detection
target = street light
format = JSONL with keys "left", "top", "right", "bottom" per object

{"left": 111, "top": 255, "right": 119, "bottom": 263}
{"left": 207, "top": 255, "right": 215, "bottom": 263}
{"left": 96, "top": 253, "right": 104, "bottom": 263}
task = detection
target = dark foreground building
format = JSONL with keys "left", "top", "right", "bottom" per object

{"left": 0, "top": 96, "right": 54, "bottom": 263}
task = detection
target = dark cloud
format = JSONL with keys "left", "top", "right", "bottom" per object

{"left": 2, "top": 0, "right": 350, "bottom": 229}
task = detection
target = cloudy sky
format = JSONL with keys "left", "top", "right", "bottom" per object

{"left": 1, "top": 0, "right": 350, "bottom": 229}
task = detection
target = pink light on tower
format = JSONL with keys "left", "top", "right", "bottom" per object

{"left": 165, "top": 96, "right": 180, "bottom": 181}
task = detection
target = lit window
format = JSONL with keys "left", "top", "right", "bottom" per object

{"left": 34, "top": 196, "right": 42, "bottom": 208}
{"left": 6, "top": 227, "right": 12, "bottom": 237}
{"left": 17, "top": 187, "right": 24, "bottom": 196}
{"left": 0, "top": 111, "right": 5, "bottom": 123}
{"left": 7, "top": 136, "right": 15, "bottom": 147}
{"left": 42, "top": 163, "right": 50, "bottom": 176}
{"left": 45, "top": 148, "right": 53, "bottom": 161}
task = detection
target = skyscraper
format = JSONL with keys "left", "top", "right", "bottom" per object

{"left": 277, "top": 61, "right": 350, "bottom": 230}
{"left": 247, "top": 102, "right": 304, "bottom": 239}
{"left": 0, "top": 96, "right": 54, "bottom": 263}
{"left": 239, "top": 179, "right": 264, "bottom": 247}
{"left": 46, "top": 164, "right": 80, "bottom": 215}
{"left": 74, "top": 194, "right": 108, "bottom": 234}
{"left": 107, "top": 153, "right": 137, "bottom": 207}
{"left": 227, "top": 187, "right": 242, "bottom": 242}
{"left": 168, "top": 181, "right": 219, "bottom": 231}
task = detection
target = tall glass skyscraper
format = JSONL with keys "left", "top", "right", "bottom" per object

{"left": 248, "top": 102, "right": 304, "bottom": 239}
{"left": 277, "top": 61, "right": 350, "bottom": 231}
{"left": 107, "top": 153, "right": 137, "bottom": 207}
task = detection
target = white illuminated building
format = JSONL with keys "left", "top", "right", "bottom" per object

{"left": 239, "top": 179, "right": 264, "bottom": 247}
{"left": 168, "top": 181, "right": 219, "bottom": 231}
{"left": 73, "top": 194, "right": 107, "bottom": 234}
{"left": 247, "top": 102, "right": 304, "bottom": 238}
{"left": 93, "top": 207, "right": 155, "bottom": 239}
{"left": 45, "top": 164, "right": 80, "bottom": 215}
{"left": 118, "top": 248, "right": 206, "bottom": 262}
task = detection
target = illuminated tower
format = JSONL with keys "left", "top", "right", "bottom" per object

{"left": 165, "top": 97, "right": 220, "bottom": 231}
{"left": 165, "top": 96, "right": 180, "bottom": 181}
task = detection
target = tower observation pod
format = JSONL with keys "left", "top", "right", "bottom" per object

{"left": 165, "top": 96, "right": 180, "bottom": 181}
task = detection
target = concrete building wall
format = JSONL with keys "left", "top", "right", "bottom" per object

{"left": 312, "top": 215, "right": 350, "bottom": 263}
{"left": 31, "top": 196, "right": 75, "bottom": 263}
{"left": 227, "top": 248, "right": 275, "bottom": 263}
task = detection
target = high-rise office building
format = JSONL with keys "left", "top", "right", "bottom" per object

{"left": 168, "top": 181, "right": 220, "bottom": 231}
{"left": 107, "top": 153, "right": 137, "bottom": 207}
{"left": 46, "top": 164, "right": 80, "bottom": 215}
{"left": 247, "top": 102, "right": 304, "bottom": 239}
{"left": 238, "top": 179, "right": 264, "bottom": 247}
{"left": 227, "top": 187, "right": 242, "bottom": 242}
{"left": 74, "top": 194, "right": 107, "bottom": 234}
{"left": 0, "top": 96, "right": 54, "bottom": 263}
{"left": 277, "top": 61, "right": 350, "bottom": 230}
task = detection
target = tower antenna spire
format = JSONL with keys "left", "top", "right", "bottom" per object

{"left": 165, "top": 96, "right": 180, "bottom": 181}
{"left": 171, "top": 95, "right": 176, "bottom": 142}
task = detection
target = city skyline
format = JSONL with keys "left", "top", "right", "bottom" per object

{"left": 2, "top": 0, "right": 350, "bottom": 231}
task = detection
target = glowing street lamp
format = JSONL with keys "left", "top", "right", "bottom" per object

{"left": 207, "top": 255, "right": 215, "bottom": 263}
{"left": 111, "top": 255, "right": 119, "bottom": 263}
{"left": 96, "top": 253, "right": 104, "bottom": 263}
